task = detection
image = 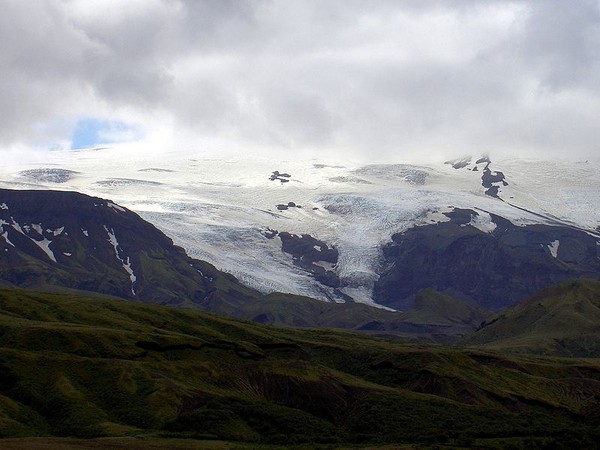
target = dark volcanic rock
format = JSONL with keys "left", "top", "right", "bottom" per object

{"left": 0, "top": 188, "right": 257, "bottom": 309}
{"left": 480, "top": 159, "right": 508, "bottom": 198}
{"left": 481, "top": 167, "right": 507, "bottom": 188}
{"left": 484, "top": 185, "right": 500, "bottom": 197}
{"left": 276, "top": 201, "right": 301, "bottom": 211}
{"left": 269, "top": 171, "right": 292, "bottom": 183}
{"left": 374, "top": 209, "right": 600, "bottom": 311}
{"left": 278, "top": 232, "right": 341, "bottom": 288}
{"left": 261, "top": 228, "right": 278, "bottom": 239}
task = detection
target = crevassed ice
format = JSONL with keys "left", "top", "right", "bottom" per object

{"left": 4, "top": 151, "right": 600, "bottom": 307}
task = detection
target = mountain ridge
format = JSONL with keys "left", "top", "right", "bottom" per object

{"left": 5, "top": 153, "right": 599, "bottom": 305}
{"left": 461, "top": 279, "right": 600, "bottom": 356}
{"left": 0, "top": 187, "right": 487, "bottom": 342}
{"left": 0, "top": 188, "right": 257, "bottom": 310}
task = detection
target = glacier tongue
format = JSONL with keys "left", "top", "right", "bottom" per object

{"left": 1, "top": 148, "right": 599, "bottom": 306}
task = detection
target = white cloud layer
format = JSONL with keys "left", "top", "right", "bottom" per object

{"left": 1, "top": 0, "right": 600, "bottom": 162}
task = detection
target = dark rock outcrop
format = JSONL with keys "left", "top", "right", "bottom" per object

{"left": 269, "top": 171, "right": 292, "bottom": 183}
{"left": 374, "top": 208, "right": 600, "bottom": 311}
{"left": 261, "top": 229, "right": 341, "bottom": 289}
{"left": 0, "top": 188, "right": 257, "bottom": 309}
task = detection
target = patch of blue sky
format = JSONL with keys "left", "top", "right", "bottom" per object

{"left": 71, "top": 118, "right": 142, "bottom": 149}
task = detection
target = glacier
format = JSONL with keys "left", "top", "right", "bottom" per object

{"left": 1, "top": 147, "right": 599, "bottom": 307}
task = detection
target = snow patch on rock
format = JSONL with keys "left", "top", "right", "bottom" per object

{"left": 417, "top": 209, "right": 452, "bottom": 226}
{"left": 104, "top": 225, "right": 137, "bottom": 295}
{"left": 313, "top": 260, "right": 336, "bottom": 272}
{"left": 107, "top": 202, "right": 126, "bottom": 212}
{"left": 31, "top": 224, "right": 43, "bottom": 236}
{"left": 548, "top": 240, "right": 560, "bottom": 258}
{"left": 468, "top": 211, "right": 497, "bottom": 233}
{"left": 1, "top": 231, "right": 14, "bottom": 247}
{"left": 49, "top": 226, "right": 65, "bottom": 236}
{"left": 10, "top": 219, "right": 24, "bottom": 234}
{"left": 33, "top": 237, "right": 56, "bottom": 262}
{"left": 122, "top": 256, "right": 137, "bottom": 295}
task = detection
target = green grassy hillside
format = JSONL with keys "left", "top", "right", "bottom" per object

{"left": 1, "top": 287, "right": 600, "bottom": 449}
{"left": 240, "top": 288, "right": 487, "bottom": 343}
{"left": 461, "top": 279, "right": 600, "bottom": 357}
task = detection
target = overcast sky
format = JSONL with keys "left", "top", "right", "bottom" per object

{"left": 2, "top": 0, "right": 600, "bottom": 163}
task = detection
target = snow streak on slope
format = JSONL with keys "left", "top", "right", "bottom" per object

{"left": 1, "top": 148, "right": 599, "bottom": 307}
{"left": 104, "top": 225, "right": 137, "bottom": 295}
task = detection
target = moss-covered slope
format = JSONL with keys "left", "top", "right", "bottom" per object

{"left": 462, "top": 279, "right": 600, "bottom": 357}
{"left": 1, "top": 287, "right": 600, "bottom": 448}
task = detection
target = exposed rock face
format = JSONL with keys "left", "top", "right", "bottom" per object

{"left": 481, "top": 165, "right": 507, "bottom": 197}
{"left": 269, "top": 171, "right": 292, "bottom": 183}
{"left": 278, "top": 232, "right": 340, "bottom": 288}
{"left": 0, "top": 188, "right": 255, "bottom": 308}
{"left": 276, "top": 201, "right": 302, "bottom": 211}
{"left": 261, "top": 229, "right": 341, "bottom": 290}
{"left": 445, "top": 155, "right": 508, "bottom": 197}
{"left": 374, "top": 208, "right": 600, "bottom": 311}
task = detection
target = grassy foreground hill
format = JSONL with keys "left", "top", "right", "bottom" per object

{"left": 461, "top": 279, "right": 600, "bottom": 357}
{"left": 241, "top": 288, "right": 488, "bottom": 344}
{"left": 1, "top": 287, "right": 600, "bottom": 449}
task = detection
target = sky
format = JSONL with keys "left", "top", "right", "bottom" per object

{"left": 1, "top": 0, "right": 600, "bottom": 164}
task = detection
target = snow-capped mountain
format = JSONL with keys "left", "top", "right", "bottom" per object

{"left": 0, "top": 188, "right": 257, "bottom": 309}
{"left": 1, "top": 149, "right": 599, "bottom": 310}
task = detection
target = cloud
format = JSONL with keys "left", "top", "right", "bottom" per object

{"left": 1, "top": 0, "right": 599, "bottom": 162}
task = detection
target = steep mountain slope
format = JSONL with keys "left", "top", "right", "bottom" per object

{"left": 1, "top": 287, "right": 600, "bottom": 448}
{"left": 0, "top": 188, "right": 258, "bottom": 309}
{"left": 374, "top": 208, "right": 600, "bottom": 310}
{"left": 461, "top": 279, "right": 600, "bottom": 356}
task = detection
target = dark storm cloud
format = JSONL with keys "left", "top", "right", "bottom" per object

{"left": 1, "top": 0, "right": 599, "bottom": 160}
